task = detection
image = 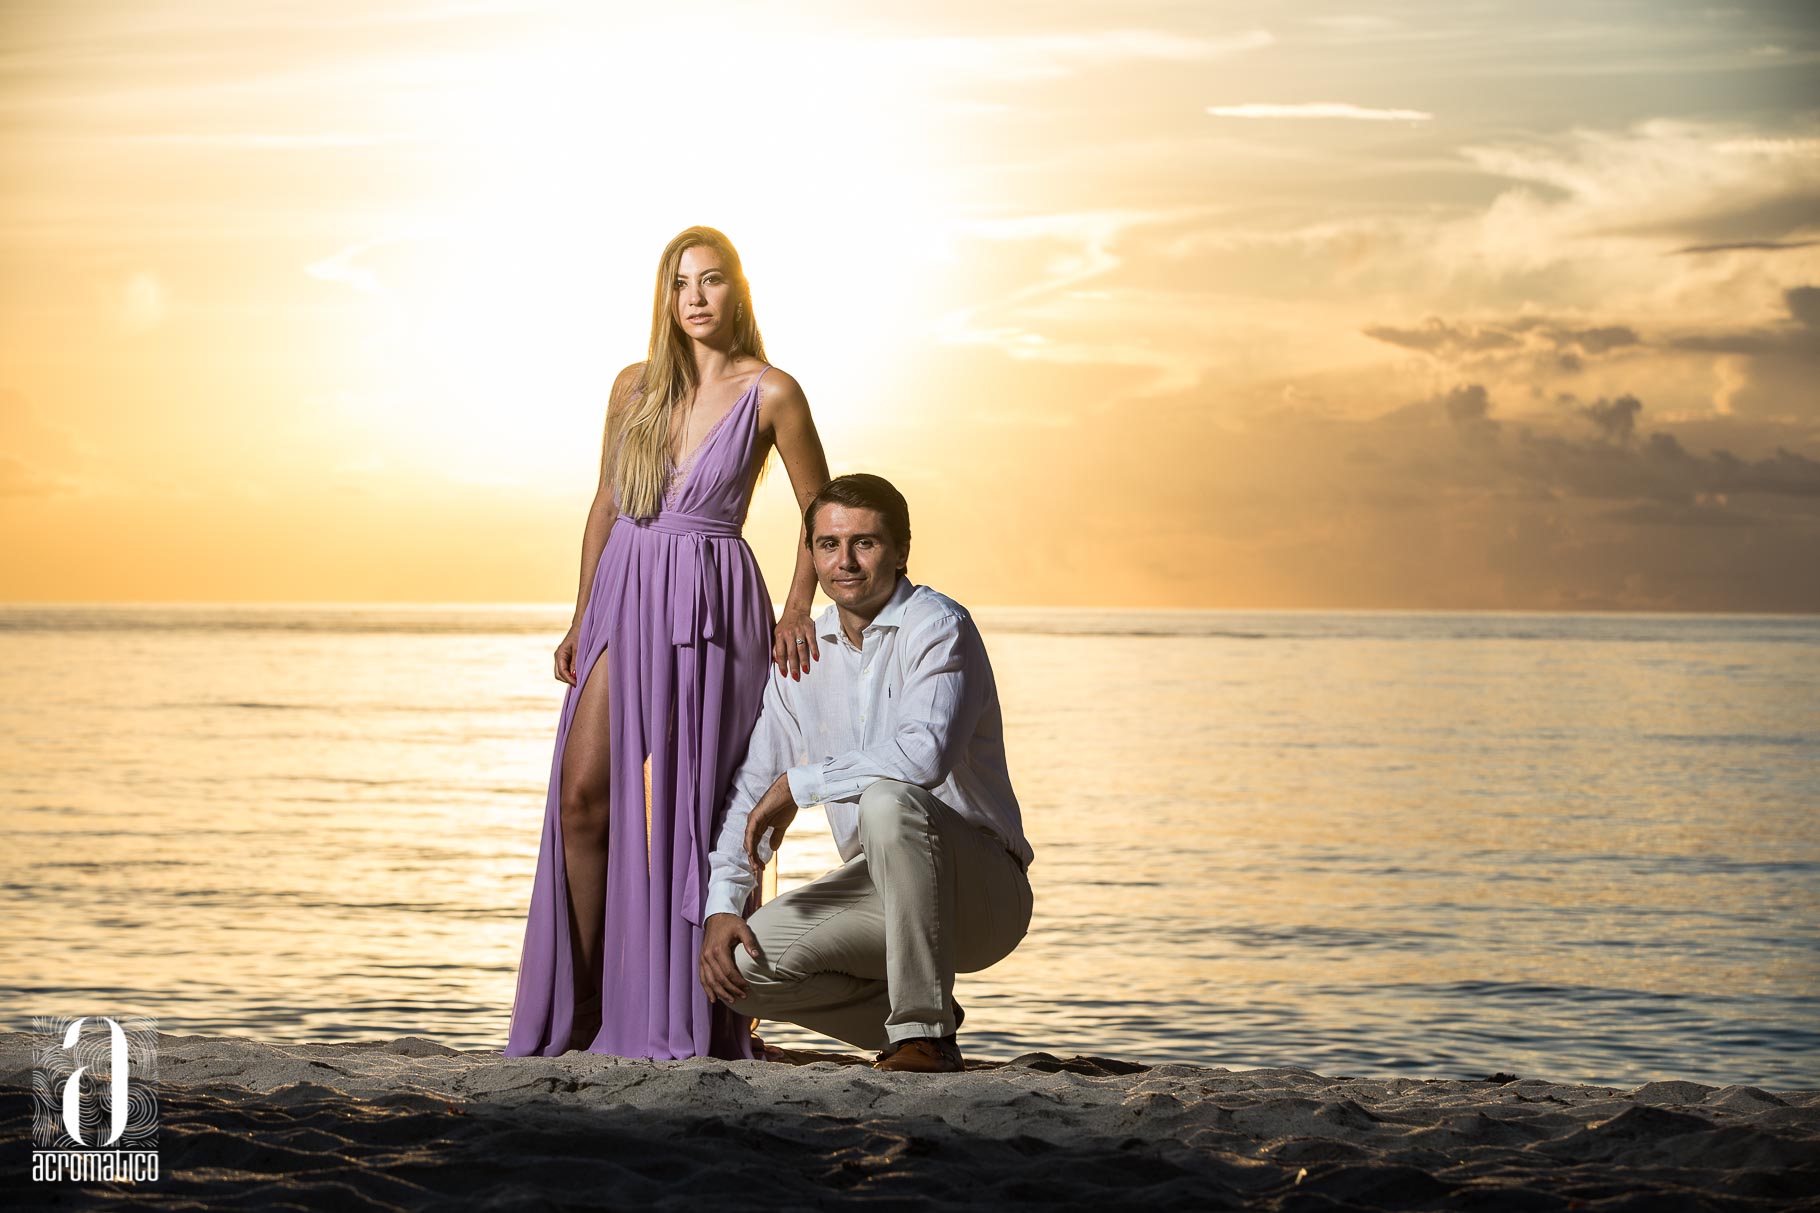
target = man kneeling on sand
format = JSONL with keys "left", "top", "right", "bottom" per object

{"left": 698, "top": 473, "right": 1035, "bottom": 1073}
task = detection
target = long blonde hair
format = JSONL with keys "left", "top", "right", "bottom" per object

{"left": 612, "top": 226, "right": 768, "bottom": 517}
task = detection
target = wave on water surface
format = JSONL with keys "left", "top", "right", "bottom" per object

{"left": 5, "top": 603, "right": 1817, "bottom": 645}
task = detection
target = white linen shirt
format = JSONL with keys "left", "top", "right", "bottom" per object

{"left": 703, "top": 576, "right": 1032, "bottom": 922}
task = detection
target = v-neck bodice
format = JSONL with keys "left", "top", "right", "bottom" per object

{"left": 662, "top": 367, "right": 768, "bottom": 517}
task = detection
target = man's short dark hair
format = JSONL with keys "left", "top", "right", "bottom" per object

{"left": 804, "top": 473, "right": 912, "bottom": 551}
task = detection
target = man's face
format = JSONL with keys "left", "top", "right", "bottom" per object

{"left": 810, "top": 503, "right": 907, "bottom": 619}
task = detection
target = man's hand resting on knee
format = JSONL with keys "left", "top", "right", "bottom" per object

{"left": 700, "top": 913, "right": 766, "bottom": 1006}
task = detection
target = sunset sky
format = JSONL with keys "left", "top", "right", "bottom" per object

{"left": 3, "top": 1, "right": 1817, "bottom": 610}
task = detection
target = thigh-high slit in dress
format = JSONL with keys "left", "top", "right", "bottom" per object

{"left": 505, "top": 366, "right": 776, "bottom": 1059}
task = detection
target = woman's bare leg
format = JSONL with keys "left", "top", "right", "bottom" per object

{"left": 559, "top": 652, "right": 612, "bottom": 1043}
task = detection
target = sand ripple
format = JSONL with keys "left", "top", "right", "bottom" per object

{"left": 4, "top": 1033, "right": 1817, "bottom": 1210}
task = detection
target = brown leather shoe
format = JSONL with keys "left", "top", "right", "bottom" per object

{"left": 873, "top": 1035, "right": 964, "bottom": 1073}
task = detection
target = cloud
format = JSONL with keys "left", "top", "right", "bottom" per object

{"left": 872, "top": 337, "right": 1820, "bottom": 610}
{"left": 120, "top": 132, "right": 402, "bottom": 149}
{"left": 1441, "top": 383, "right": 1500, "bottom": 446}
{"left": 1184, "top": 375, "right": 1820, "bottom": 610}
{"left": 1563, "top": 325, "right": 1643, "bottom": 355}
{"left": 1671, "top": 284, "right": 1820, "bottom": 360}
{"left": 1675, "top": 239, "right": 1819, "bottom": 254}
{"left": 1363, "top": 319, "right": 1519, "bottom": 355}
{"left": 305, "top": 237, "right": 402, "bottom": 295}
{"left": 1359, "top": 286, "right": 1815, "bottom": 424}
{"left": 1601, "top": 500, "right": 1757, "bottom": 527}
{"left": 1577, "top": 393, "right": 1642, "bottom": 442}
{"left": 1510, "top": 425, "right": 1820, "bottom": 503}
{"left": 1205, "top": 102, "right": 1432, "bottom": 121}
{"left": 1362, "top": 315, "right": 1641, "bottom": 369}
{"left": 921, "top": 117, "right": 1815, "bottom": 447}
{"left": 931, "top": 208, "right": 1219, "bottom": 396}
{"left": 1428, "top": 382, "right": 1820, "bottom": 504}
{"left": 1455, "top": 121, "right": 1820, "bottom": 250}
{"left": 1069, "top": 120, "right": 1820, "bottom": 350}
{"left": 909, "top": 27, "right": 1275, "bottom": 82}
{"left": 1299, "top": 16, "right": 1402, "bottom": 36}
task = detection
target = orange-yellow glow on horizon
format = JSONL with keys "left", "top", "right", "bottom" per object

{"left": 2, "top": 2, "right": 1817, "bottom": 611}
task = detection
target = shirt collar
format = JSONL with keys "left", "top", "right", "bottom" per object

{"left": 816, "top": 574, "right": 916, "bottom": 642}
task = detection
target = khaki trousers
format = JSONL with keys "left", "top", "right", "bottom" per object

{"left": 728, "top": 779, "right": 1032, "bottom": 1049}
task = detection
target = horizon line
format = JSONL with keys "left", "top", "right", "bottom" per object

{"left": 1, "top": 599, "right": 1816, "bottom": 620}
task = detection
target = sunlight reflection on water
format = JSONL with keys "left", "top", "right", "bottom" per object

{"left": 3, "top": 605, "right": 1816, "bottom": 1087}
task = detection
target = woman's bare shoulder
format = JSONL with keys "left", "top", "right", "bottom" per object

{"left": 756, "top": 364, "right": 808, "bottom": 411}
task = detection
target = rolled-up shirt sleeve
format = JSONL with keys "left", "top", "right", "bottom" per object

{"left": 786, "top": 611, "right": 984, "bottom": 805}
{"left": 704, "top": 671, "right": 802, "bottom": 922}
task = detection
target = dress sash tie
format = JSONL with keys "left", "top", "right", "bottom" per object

{"left": 616, "top": 509, "right": 748, "bottom": 929}
{"left": 619, "top": 510, "right": 744, "bottom": 647}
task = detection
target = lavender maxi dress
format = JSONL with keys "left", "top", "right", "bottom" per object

{"left": 506, "top": 367, "right": 776, "bottom": 1059}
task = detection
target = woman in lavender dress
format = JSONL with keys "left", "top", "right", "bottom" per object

{"left": 505, "top": 227, "right": 830, "bottom": 1059}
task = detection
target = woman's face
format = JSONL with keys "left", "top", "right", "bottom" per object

{"left": 672, "top": 244, "right": 737, "bottom": 341}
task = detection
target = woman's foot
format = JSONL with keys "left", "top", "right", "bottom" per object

{"left": 565, "top": 991, "right": 602, "bottom": 1053}
{"left": 751, "top": 1032, "right": 789, "bottom": 1063}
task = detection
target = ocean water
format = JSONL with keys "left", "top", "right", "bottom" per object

{"left": 2, "top": 603, "right": 1816, "bottom": 1088}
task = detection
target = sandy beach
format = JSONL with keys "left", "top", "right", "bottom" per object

{"left": 6, "top": 1032, "right": 1817, "bottom": 1210}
